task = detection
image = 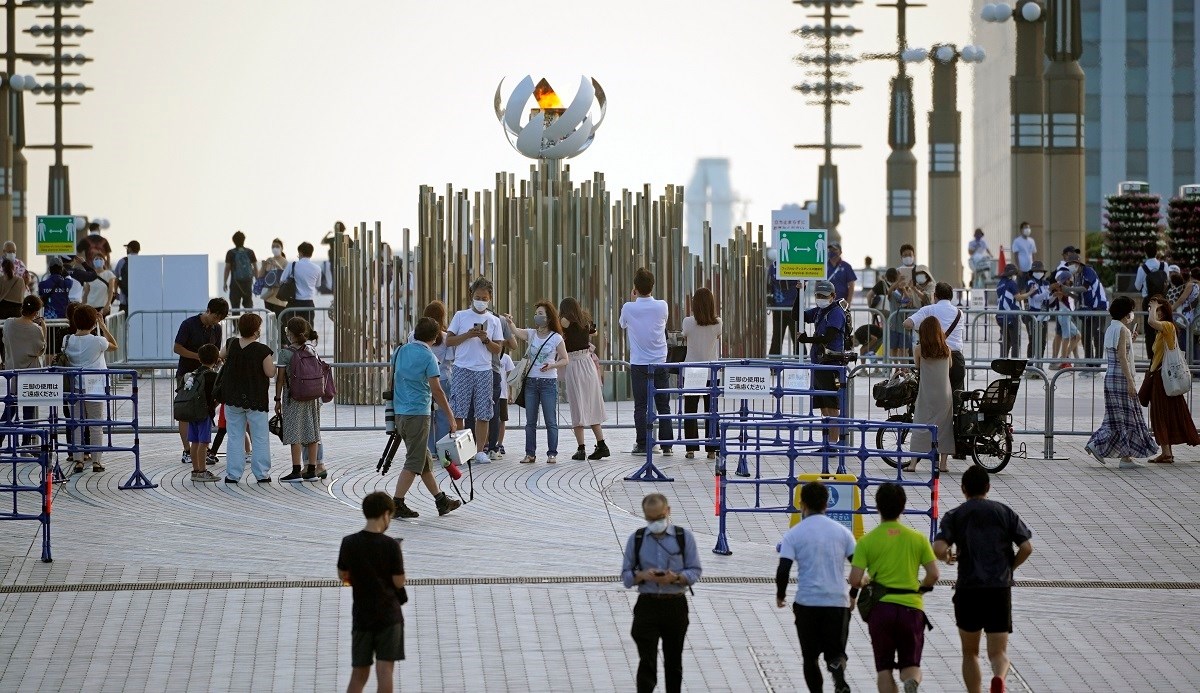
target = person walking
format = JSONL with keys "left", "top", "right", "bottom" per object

{"left": 279, "top": 241, "right": 322, "bottom": 326}
{"left": 62, "top": 305, "right": 117, "bottom": 473}
{"left": 173, "top": 298, "right": 229, "bottom": 464}
{"left": 621, "top": 493, "right": 702, "bottom": 693}
{"left": 1010, "top": 221, "right": 1036, "bottom": 281}
{"left": 775, "top": 481, "right": 855, "bottom": 693}
{"left": 1134, "top": 240, "right": 1168, "bottom": 359}
{"left": 389, "top": 317, "right": 463, "bottom": 519}
{"left": 274, "top": 317, "right": 327, "bottom": 482}
{"left": 907, "top": 317, "right": 955, "bottom": 473}
{"left": 415, "top": 300, "right": 455, "bottom": 459}
{"left": 445, "top": 278, "right": 505, "bottom": 466}
{"left": 904, "top": 282, "right": 966, "bottom": 396}
{"left": 1084, "top": 296, "right": 1158, "bottom": 469}
{"left": 505, "top": 301, "right": 569, "bottom": 464}
{"left": 559, "top": 296, "right": 609, "bottom": 461}
{"left": 223, "top": 231, "right": 258, "bottom": 312}
{"left": 1143, "top": 296, "right": 1200, "bottom": 463}
{"left": 681, "top": 287, "right": 721, "bottom": 459}
{"left": 260, "top": 238, "right": 289, "bottom": 320}
{"left": 933, "top": 466, "right": 1034, "bottom": 693}
{"left": 3, "top": 295, "right": 46, "bottom": 435}
{"left": 621, "top": 267, "right": 673, "bottom": 455}
{"left": 849, "top": 483, "right": 939, "bottom": 693}
{"left": 338, "top": 492, "right": 407, "bottom": 693}
{"left": 219, "top": 312, "right": 276, "bottom": 483}
{"left": 994, "top": 265, "right": 1021, "bottom": 358}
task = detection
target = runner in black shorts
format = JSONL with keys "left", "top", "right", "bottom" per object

{"left": 934, "top": 466, "right": 1034, "bottom": 693}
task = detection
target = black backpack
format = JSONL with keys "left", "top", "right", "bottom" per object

{"left": 632, "top": 526, "right": 693, "bottom": 594}
{"left": 838, "top": 298, "right": 856, "bottom": 349}
{"left": 1142, "top": 261, "right": 1168, "bottom": 297}
{"left": 174, "top": 366, "right": 212, "bottom": 422}
{"left": 232, "top": 247, "right": 254, "bottom": 282}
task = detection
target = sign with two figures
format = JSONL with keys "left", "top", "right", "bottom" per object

{"left": 771, "top": 208, "right": 829, "bottom": 280}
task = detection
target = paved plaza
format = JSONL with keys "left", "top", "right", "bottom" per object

{"left": 2, "top": 422, "right": 1200, "bottom": 692}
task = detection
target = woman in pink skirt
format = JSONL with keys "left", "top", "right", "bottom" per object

{"left": 559, "top": 297, "right": 609, "bottom": 460}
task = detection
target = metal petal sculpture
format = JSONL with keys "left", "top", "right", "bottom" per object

{"left": 495, "top": 75, "right": 607, "bottom": 159}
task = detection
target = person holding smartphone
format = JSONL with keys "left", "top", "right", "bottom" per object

{"left": 3, "top": 295, "right": 47, "bottom": 435}
{"left": 444, "top": 277, "right": 505, "bottom": 467}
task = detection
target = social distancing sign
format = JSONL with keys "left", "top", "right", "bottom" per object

{"left": 36, "top": 215, "right": 77, "bottom": 256}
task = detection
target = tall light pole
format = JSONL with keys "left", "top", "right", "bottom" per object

{"left": 905, "top": 44, "right": 986, "bottom": 287}
{"left": 792, "top": 0, "right": 862, "bottom": 243}
{"left": 877, "top": 0, "right": 923, "bottom": 268}
{"left": 1, "top": 0, "right": 52, "bottom": 250}
{"left": 1041, "top": 0, "right": 1085, "bottom": 257}
{"left": 24, "top": 1, "right": 93, "bottom": 215}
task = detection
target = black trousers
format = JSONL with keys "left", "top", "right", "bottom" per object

{"left": 1081, "top": 314, "right": 1101, "bottom": 360}
{"left": 999, "top": 318, "right": 1020, "bottom": 359}
{"left": 1141, "top": 296, "right": 1157, "bottom": 360}
{"left": 631, "top": 594, "right": 689, "bottom": 693}
{"left": 631, "top": 366, "right": 673, "bottom": 449}
{"left": 1023, "top": 316, "right": 1047, "bottom": 359}
{"left": 770, "top": 309, "right": 797, "bottom": 355}
{"left": 950, "top": 351, "right": 966, "bottom": 397}
{"left": 683, "top": 390, "right": 717, "bottom": 453}
{"left": 228, "top": 279, "right": 254, "bottom": 311}
{"left": 793, "top": 604, "right": 851, "bottom": 693}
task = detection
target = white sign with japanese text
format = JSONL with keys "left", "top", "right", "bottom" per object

{"left": 18, "top": 374, "right": 64, "bottom": 406}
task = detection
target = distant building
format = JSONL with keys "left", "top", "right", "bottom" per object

{"left": 684, "top": 158, "right": 735, "bottom": 251}
{"left": 971, "top": 0, "right": 1200, "bottom": 237}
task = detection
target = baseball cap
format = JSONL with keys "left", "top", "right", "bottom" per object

{"left": 124, "top": 240, "right": 140, "bottom": 253}
{"left": 1002, "top": 264, "right": 1018, "bottom": 277}
{"left": 47, "top": 256, "right": 63, "bottom": 268}
{"left": 1031, "top": 260, "right": 1045, "bottom": 271}
{"left": 813, "top": 279, "right": 834, "bottom": 296}
{"left": 1061, "top": 245, "right": 1078, "bottom": 254}
{"left": 827, "top": 242, "right": 842, "bottom": 253}
{"left": 1065, "top": 252, "right": 1082, "bottom": 264}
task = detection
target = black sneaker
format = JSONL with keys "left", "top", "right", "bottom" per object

{"left": 280, "top": 469, "right": 304, "bottom": 482}
{"left": 588, "top": 441, "right": 611, "bottom": 460}
{"left": 435, "top": 493, "right": 462, "bottom": 516}
{"left": 393, "top": 497, "right": 419, "bottom": 519}
{"left": 631, "top": 445, "right": 646, "bottom": 455}
{"left": 571, "top": 445, "right": 587, "bottom": 461}
{"left": 223, "top": 477, "right": 238, "bottom": 484}
{"left": 181, "top": 451, "right": 191, "bottom": 465}
{"left": 205, "top": 453, "right": 219, "bottom": 466}
{"left": 829, "top": 661, "right": 850, "bottom": 693}
{"left": 256, "top": 477, "right": 272, "bottom": 484}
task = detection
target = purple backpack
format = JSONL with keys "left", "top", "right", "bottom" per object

{"left": 286, "top": 344, "right": 335, "bottom": 403}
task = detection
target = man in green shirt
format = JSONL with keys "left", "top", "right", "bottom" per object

{"left": 849, "top": 483, "right": 939, "bottom": 693}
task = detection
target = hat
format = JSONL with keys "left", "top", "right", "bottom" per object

{"left": 47, "top": 256, "right": 63, "bottom": 268}
{"left": 1031, "top": 260, "right": 1045, "bottom": 271}
{"left": 1002, "top": 264, "right": 1018, "bottom": 277}
{"left": 1169, "top": 264, "right": 1181, "bottom": 274}
{"left": 124, "top": 240, "right": 140, "bottom": 253}
{"left": 1065, "top": 252, "right": 1082, "bottom": 264}
{"left": 827, "top": 242, "right": 842, "bottom": 253}
{"left": 1062, "top": 245, "right": 1078, "bottom": 254}
{"left": 813, "top": 279, "right": 834, "bottom": 296}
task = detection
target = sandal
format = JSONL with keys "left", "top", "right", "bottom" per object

{"left": 685, "top": 452, "right": 695, "bottom": 459}
{"left": 520, "top": 455, "right": 536, "bottom": 464}
{"left": 92, "top": 462, "right": 105, "bottom": 472}
{"left": 903, "top": 464, "right": 918, "bottom": 473}
{"left": 1149, "top": 455, "right": 1174, "bottom": 464}
{"left": 72, "top": 460, "right": 84, "bottom": 473}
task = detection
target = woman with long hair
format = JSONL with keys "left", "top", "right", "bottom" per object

{"left": 906, "top": 316, "right": 955, "bottom": 472}
{"left": 276, "top": 317, "right": 326, "bottom": 482}
{"left": 4, "top": 295, "right": 46, "bottom": 436}
{"left": 0, "top": 257, "right": 25, "bottom": 319}
{"left": 505, "top": 300, "right": 569, "bottom": 464}
{"left": 682, "top": 288, "right": 721, "bottom": 459}
{"left": 62, "top": 304, "right": 117, "bottom": 473}
{"left": 558, "top": 296, "right": 608, "bottom": 460}
{"left": 1143, "top": 296, "right": 1199, "bottom": 463}
{"left": 220, "top": 313, "right": 277, "bottom": 483}
{"left": 1085, "top": 296, "right": 1158, "bottom": 468}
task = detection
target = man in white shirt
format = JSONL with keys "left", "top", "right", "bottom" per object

{"left": 775, "top": 481, "right": 856, "bottom": 693}
{"left": 905, "top": 281, "right": 967, "bottom": 396}
{"left": 619, "top": 267, "right": 673, "bottom": 455}
{"left": 1133, "top": 239, "right": 1166, "bottom": 358}
{"left": 1010, "top": 221, "right": 1036, "bottom": 280}
{"left": 279, "top": 241, "right": 323, "bottom": 328}
{"left": 445, "top": 277, "right": 505, "bottom": 465}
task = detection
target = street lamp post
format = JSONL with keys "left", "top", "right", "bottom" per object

{"left": 905, "top": 44, "right": 986, "bottom": 287}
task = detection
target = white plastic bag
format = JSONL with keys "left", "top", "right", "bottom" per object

{"left": 1161, "top": 340, "right": 1192, "bottom": 397}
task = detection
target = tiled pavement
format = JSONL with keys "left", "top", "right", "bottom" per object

{"left": 3, "top": 426, "right": 1200, "bottom": 691}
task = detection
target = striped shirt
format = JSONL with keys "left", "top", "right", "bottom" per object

{"left": 995, "top": 277, "right": 1018, "bottom": 313}
{"left": 1080, "top": 267, "right": 1108, "bottom": 309}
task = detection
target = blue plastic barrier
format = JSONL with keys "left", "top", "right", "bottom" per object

{"left": 0, "top": 427, "right": 52, "bottom": 562}
{"left": 712, "top": 416, "right": 942, "bottom": 555}
{"left": 626, "top": 359, "right": 848, "bottom": 483}
{"left": 0, "top": 367, "right": 150, "bottom": 490}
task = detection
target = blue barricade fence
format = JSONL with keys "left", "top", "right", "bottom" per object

{"left": 713, "top": 416, "right": 942, "bottom": 555}
{"left": 0, "top": 367, "right": 150, "bottom": 490}
{"left": 629, "top": 359, "right": 850, "bottom": 482}
{"left": 0, "top": 427, "right": 52, "bottom": 562}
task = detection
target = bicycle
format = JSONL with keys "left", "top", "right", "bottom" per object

{"left": 875, "top": 358, "right": 1027, "bottom": 473}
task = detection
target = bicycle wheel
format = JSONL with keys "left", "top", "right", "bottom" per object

{"left": 876, "top": 414, "right": 913, "bottom": 468}
{"left": 970, "top": 423, "right": 1013, "bottom": 473}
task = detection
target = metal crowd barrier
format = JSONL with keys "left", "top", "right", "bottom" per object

{"left": 0, "top": 427, "right": 52, "bottom": 562}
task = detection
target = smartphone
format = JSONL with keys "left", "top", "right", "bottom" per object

{"left": 474, "top": 323, "right": 484, "bottom": 331}
{"left": 652, "top": 569, "right": 667, "bottom": 576}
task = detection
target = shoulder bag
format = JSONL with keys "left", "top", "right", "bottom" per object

{"left": 508, "top": 331, "right": 552, "bottom": 408}
{"left": 1161, "top": 329, "right": 1192, "bottom": 397}
{"left": 275, "top": 261, "right": 298, "bottom": 303}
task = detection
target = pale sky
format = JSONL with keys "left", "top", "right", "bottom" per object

{"left": 15, "top": 0, "right": 972, "bottom": 270}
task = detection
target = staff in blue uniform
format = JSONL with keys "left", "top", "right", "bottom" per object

{"left": 797, "top": 279, "right": 848, "bottom": 445}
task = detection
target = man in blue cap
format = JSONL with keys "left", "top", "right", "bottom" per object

{"left": 796, "top": 279, "right": 848, "bottom": 443}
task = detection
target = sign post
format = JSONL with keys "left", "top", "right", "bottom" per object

{"left": 775, "top": 228, "right": 830, "bottom": 280}
{"left": 35, "top": 215, "right": 78, "bottom": 256}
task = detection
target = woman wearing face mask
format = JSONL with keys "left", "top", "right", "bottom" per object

{"left": 260, "top": 238, "right": 289, "bottom": 320}
{"left": 1084, "top": 296, "right": 1158, "bottom": 470}
{"left": 504, "top": 301, "right": 569, "bottom": 464}
{"left": 1142, "top": 296, "right": 1200, "bottom": 464}
{"left": 81, "top": 256, "right": 116, "bottom": 317}
{"left": 1015, "top": 260, "right": 1051, "bottom": 359}
{"left": 0, "top": 256, "right": 26, "bottom": 320}
{"left": 1172, "top": 267, "right": 1200, "bottom": 360}
{"left": 912, "top": 266, "right": 936, "bottom": 302}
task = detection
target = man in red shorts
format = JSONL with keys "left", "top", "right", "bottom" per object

{"left": 849, "top": 483, "right": 939, "bottom": 693}
{"left": 933, "top": 466, "right": 1034, "bottom": 693}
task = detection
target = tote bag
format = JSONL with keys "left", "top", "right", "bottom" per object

{"left": 1161, "top": 335, "right": 1192, "bottom": 397}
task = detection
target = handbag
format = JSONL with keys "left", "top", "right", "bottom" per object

{"left": 508, "top": 332, "right": 552, "bottom": 408}
{"left": 1161, "top": 333, "right": 1192, "bottom": 397}
{"left": 211, "top": 338, "right": 236, "bottom": 404}
{"left": 275, "top": 261, "right": 298, "bottom": 303}
{"left": 1137, "top": 370, "right": 1155, "bottom": 407}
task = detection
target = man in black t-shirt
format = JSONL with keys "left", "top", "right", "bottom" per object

{"left": 338, "top": 492, "right": 407, "bottom": 693}
{"left": 172, "top": 298, "right": 229, "bottom": 463}
{"left": 223, "top": 231, "right": 259, "bottom": 312}
{"left": 933, "top": 466, "right": 1033, "bottom": 693}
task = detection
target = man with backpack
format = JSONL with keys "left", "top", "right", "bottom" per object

{"left": 113, "top": 240, "right": 139, "bottom": 314}
{"left": 223, "top": 231, "right": 258, "bottom": 312}
{"left": 621, "top": 493, "right": 702, "bottom": 693}
{"left": 1134, "top": 240, "right": 1167, "bottom": 359}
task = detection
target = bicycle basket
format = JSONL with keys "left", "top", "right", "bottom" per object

{"left": 873, "top": 376, "right": 918, "bottom": 410}
{"left": 977, "top": 379, "right": 1020, "bottom": 415}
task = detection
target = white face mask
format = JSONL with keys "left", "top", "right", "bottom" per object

{"left": 271, "top": 246, "right": 282, "bottom": 257}
{"left": 815, "top": 298, "right": 831, "bottom": 309}
{"left": 3, "top": 253, "right": 14, "bottom": 262}
{"left": 1032, "top": 272, "right": 1045, "bottom": 280}
{"left": 901, "top": 256, "right": 915, "bottom": 267}
{"left": 472, "top": 299, "right": 489, "bottom": 312}
{"left": 1022, "top": 227, "right": 1031, "bottom": 236}
{"left": 646, "top": 518, "right": 669, "bottom": 534}
{"left": 917, "top": 275, "right": 929, "bottom": 285}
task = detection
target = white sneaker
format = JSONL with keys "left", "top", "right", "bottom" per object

{"left": 474, "top": 452, "right": 491, "bottom": 465}
{"left": 488, "top": 449, "right": 498, "bottom": 461}
{"left": 1118, "top": 458, "right": 1141, "bottom": 469}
